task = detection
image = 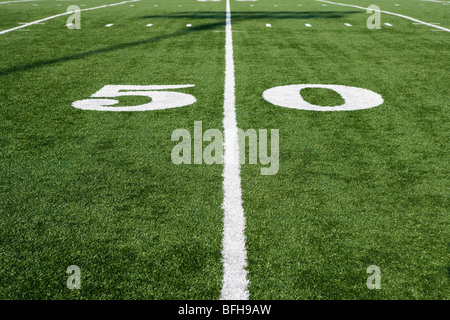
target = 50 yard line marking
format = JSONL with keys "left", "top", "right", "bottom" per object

{"left": 220, "top": 0, "right": 249, "bottom": 300}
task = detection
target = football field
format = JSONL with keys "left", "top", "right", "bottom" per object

{"left": 0, "top": 0, "right": 448, "bottom": 300}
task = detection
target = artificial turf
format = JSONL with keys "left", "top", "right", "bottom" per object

{"left": 0, "top": 0, "right": 448, "bottom": 299}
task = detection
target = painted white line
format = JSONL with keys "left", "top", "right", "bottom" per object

{"left": 344, "top": 23, "right": 352, "bottom": 26}
{"left": 213, "top": 30, "right": 245, "bottom": 32}
{"left": 0, "top": 0, "right": 39, "bottom": 4}
{"left": 421, "top": 0, "right": 450, "bottom": 3}
{"left": 186, "top": 24, "right": 192, "bottom": 27}
{"left": 18, "top": 22, "right": 44, "bottom": 24}
{"left": 305, "top": 23, "right": 312, "bottom": 27}
{"left": 413, "top": 22, "right": 440, "bottom": 25}
{"left": 105, "top": 23, "right": 114, "bottom": 27}
{"left": 384, "top": 23, "right": 393, "bottom": 27}
{"left": 220, "top": 0, "right": 249, "bottom": 301}
{"left": 146, "top": 23, "right": 153, "bottom": 27}
{"left": 266, "top": 23, "right": 271, "bottom": 27}
{"left": 0, "top": 0, "right": 140, "bottom": 35}
{"left": 316, "top": 0, "right": 450, "bottom": 32}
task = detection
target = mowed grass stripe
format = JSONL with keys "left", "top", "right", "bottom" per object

{"left": 233, "top": 0, "right": 448, "bottom": 299}
{"left": 0, "top": 0, "right": 226, "bottom": 299}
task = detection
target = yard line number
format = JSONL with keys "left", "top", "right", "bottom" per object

{"left": 72, "top": 85, "right": 196, "bottom": 111}
{"left": 72, "top": 84, "right": 383, "bottom": 112}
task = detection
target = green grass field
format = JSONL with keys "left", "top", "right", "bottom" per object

{"left": 0, "top": 0, "right": 448, "bottom": 300}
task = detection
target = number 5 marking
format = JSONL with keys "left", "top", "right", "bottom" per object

{"left": 72, "top": 85, "right": 196, "bottom": 111}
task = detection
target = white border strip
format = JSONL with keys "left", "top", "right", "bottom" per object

{"left": 0, "top": 0, "right": 140, "bottom": 35}
{"left": 421, "top": 0, "right": 450, "bottom": 3}
{"left": 220, "top": 0, "right": 249, "bottom": 301}
{"left": 316, "top": 0, "right": 450, "bottom": 32}
{"left": 0, "top": 0, "right": 39, "bottom": 4}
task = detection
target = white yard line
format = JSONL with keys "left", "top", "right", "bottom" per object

{"left": 316, "top": 0, "right": 450, "bottom": 32}
{"left": 0, "top": 0, "right": 140, "bottom": 35}
{"left": 0, "top": 0, "right": 39, "bottom": 4}
{"left": 220, "top": 0, "right": 249, "bottom": 301}
{"left": 420, "top": 0, "right": 450, "bottom": 3}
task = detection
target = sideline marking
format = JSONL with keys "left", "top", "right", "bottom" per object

{"left": 421, "top": 0, "right": 450, "bottom": 3}
{"left": 220, "top": 0, "right": 249, "bottom": 301}
{"left": 0, "top": 0, "right": 140, "bottom": 35}
{"left": 0, "top": 0, "right": 39, "bottom": 4}
{"left": 316, "top": 0, "right": 450, "bottom": 32}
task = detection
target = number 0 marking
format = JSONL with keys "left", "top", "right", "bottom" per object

{"left": 72, "top": 85, "right": 196, "bottom": 111}
{"left": 262, "top": 84, "right": 384, "bottom": 111}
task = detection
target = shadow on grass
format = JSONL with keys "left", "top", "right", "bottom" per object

{"left": 139, "top": 11, "right": 360, "bottom": 20}
{"left": 0, "top": 11, "right": 360, "bottom": 76}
